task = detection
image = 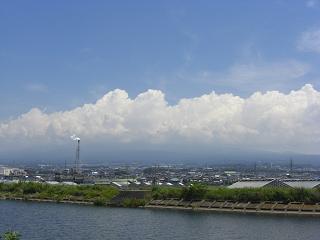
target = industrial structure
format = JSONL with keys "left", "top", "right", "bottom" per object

{"left": 70, "top": 135, "right": 81, "bottom": 174}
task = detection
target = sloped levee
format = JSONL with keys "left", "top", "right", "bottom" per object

{"left": 146, "top": 199, "right": 320, "bottom": 216}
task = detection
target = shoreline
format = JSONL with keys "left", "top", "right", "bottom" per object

{"left": 2, "top": 197, "right": 320, "bottom": 217}
{"left": 0, "top": 196, "right": 94, "bottom": 205}
{"left": 144, "top": 205, "right": 320, "bottom": 217}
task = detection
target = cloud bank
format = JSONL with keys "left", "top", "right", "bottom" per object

{"left": 0, "top": 85, "right": 320, "bottom": 155}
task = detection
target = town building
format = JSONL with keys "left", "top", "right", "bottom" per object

{"left": 0, "top": 166, "right": 26, "bottom": 176}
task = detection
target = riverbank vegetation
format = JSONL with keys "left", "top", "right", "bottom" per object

{"left": 1, "top": 231, "right": 20, "bottom": 240}
{"left": 152, "top": 184, "right": 320, "bottom": 203}
{"left": 122, "top": 198, "right": 147, "bottom": 208}
{"left": 0, "top": 182, "right": 118, "bottom": 205}
{"left": 2, "top": 182, "right": 320, "bottom": 206}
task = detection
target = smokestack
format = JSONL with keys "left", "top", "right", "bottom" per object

{"left": 76, "top": 139, "right": 80, "bottom": 173}
{"left": 71, "top": 135, "right": 81, "bottom": 174}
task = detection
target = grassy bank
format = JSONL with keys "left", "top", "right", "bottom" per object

{"left": 2, "top": 182, "right": 320, "bottom": 207}
{"left": 0, "top": 182, "right": 119, "bottom": 205}
{"left": 152, "top": 184, "right": 320, "bottom": 203}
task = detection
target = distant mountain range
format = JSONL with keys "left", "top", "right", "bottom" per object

{"left": 1, "top": 144, "right": 319, "bottom": 167}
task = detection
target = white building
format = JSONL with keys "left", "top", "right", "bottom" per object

{"left": 0, "top": 166, "right": 26, "bottom": 176}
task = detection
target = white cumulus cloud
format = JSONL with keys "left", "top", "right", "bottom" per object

{"left": 0, "top": 85, "right": 320, "bottom": 154}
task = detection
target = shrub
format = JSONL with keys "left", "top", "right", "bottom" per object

{"left": 2, "top": 231, "right": 21, "bottom": 240}
{"left": 122, "top": 198, "right": 146, "bottom": 208}
{"left": 152, "top": 186, "right": 183, "bottom": 200}
{"left": 182, "top": 184, "right": 207, "bottom": 200}
{"left": 152, "top": 185, "right": 320, "bottom": 203}
{"left": 0, "top": 182, "right": 119, "bottom": 203}
{"left": 93, "top": 198, "right": 106, "bottom": 206}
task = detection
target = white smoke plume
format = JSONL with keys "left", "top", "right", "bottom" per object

{"left": 70, "top": 135, "right": 80, "bottom": 141}
{"left": 0, "top": 84, "right": 319, "bottom": 154}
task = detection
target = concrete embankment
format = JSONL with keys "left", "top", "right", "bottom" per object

{"left": 3, "top": 194, "right": 320, "bottom": 216}
{"left": 145, "top": 199, "right": 320, "bottom": 216}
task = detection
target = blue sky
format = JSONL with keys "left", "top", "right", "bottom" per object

{"left": 1, "top": 0, "right": 320, "bottom": 120}
{"left": 1, "top": 1, "right": 320, "bottom": 163}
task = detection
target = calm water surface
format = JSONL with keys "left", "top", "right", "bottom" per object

{"left": 1, "top": 200, "right": 320, "bottom": 240}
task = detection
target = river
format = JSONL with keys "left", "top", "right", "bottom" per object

{"left": 1, "top": 200, "right": 320, "bottom": 240}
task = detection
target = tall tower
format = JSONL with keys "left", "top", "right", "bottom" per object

{"left": 75, "top": 139, "right": 80, "bottom": 173}
{"left": 71, "top": 135, "right": 81, "bottom": 174}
